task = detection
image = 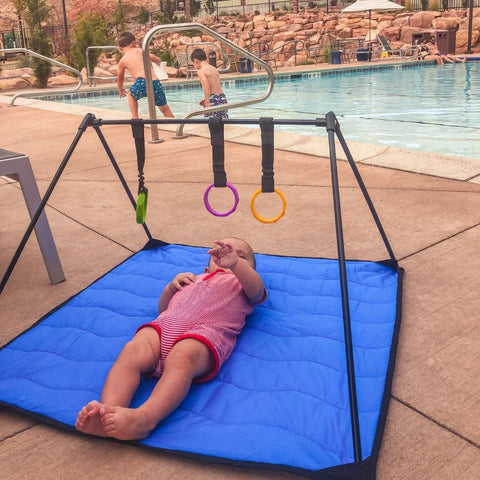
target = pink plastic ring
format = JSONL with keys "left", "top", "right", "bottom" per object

{"left": 203, "top": 182, "right": 240, "bottom": 217}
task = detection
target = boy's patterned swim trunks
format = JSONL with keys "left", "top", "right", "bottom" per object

{"left": 205, "top": 93, "right": 229, "bottom": 119}
{"left": 129, "top": 77, "right": 167, "bottom": 106}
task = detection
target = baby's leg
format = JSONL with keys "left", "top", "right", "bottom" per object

{"left": 101, "top": 338, "right": 214, "bottom": 440}
{"left": 101, "top": 326, "right": 161, "bottom": 407}
{"left": 75, "top": 327, "right": 160, "bottom": 437}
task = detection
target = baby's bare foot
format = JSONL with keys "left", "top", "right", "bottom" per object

{"left": 100, "top": 405, "right": 154, "bottom": 440}
{"left": 75, "top": 400, "right": 107, "bottom": 437}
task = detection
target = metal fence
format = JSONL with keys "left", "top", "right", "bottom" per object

{"left": 168, "top": 0, "right": 346, "bottom": 17}
{"left": 407, "top": 0, "right": 479, "bottom": 10}
{"left": 177, "top": 0, "right": 479, "bottom": 16}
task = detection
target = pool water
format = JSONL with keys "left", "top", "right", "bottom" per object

{"left": 58, "top": 63, "right": 480, "bottom": 159}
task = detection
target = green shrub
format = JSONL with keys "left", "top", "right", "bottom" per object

{"left": 137, "top": 5, "right": 150, "bottom": 25}
{"left": 30, "top": 26, "right": 52, "bottom": 87}
{"left": 322, "top": 43, "right": 332, "bottom": 64}
{"left": 151, "top": 41, "right": 176, "bottom": 67}
{"left": 112, "top": 0, "right": 127, "bottom": 32}
{"left": 70, "top": 12, "right": 112, "bottom": 73}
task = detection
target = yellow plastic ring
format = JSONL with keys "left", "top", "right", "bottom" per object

{"left": 250, "top": 188, "right": 287, "bottom": 224}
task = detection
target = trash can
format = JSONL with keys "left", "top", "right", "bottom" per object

{"left": 331, "top": 51, "right": 342, "bottom": 64}
{"left": 208, "top": 50, "right": 217, "bottom": 67}
{"left": 239, "top": 57, "right": 253, "bottom": 73}
{"left": 356, "top": 48, "right": 371, "bottom": 61}
{"left": 434, "top": 30, "right": 456, "bottom": 54}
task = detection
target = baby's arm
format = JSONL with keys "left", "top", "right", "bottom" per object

{"left": 208, "top": 241, "right": 265, "bottom": 304}
{"left": 158, "top": 272, "right": 196, "bottom": 313}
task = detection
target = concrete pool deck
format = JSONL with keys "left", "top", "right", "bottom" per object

{"left": 1, "top": 63, "right": 480, "bottom": 478}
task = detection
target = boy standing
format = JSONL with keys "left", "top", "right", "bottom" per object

{"left": 117, "top": 31, "right": 174, "bottom": 119}
{"left": 191, "top": 48, "right": 228, "bottom": 119}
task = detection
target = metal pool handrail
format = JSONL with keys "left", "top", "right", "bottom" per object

{"left": 0, "top": 48, "right": 82, "bottom": 106}
{"left": 142, "top": 23, "right": 275, "bottom": 142}
{"left": 185, "top": 41, "right": 232, "bottom": 73}
{"left": 85, "top": 46, "right": 125, "bottom": 87}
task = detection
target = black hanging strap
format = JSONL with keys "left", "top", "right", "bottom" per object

{"left": 260, "top": 117, "right": 275, "bottom": 193}
{"left": 131, "top": 119, "right": 149, "bottom": 224}
{"left": 208, "top": 117, "right": 226, "bottom": 188}
{"left": 131, "top": 119, "right": 147, "bottom": 194}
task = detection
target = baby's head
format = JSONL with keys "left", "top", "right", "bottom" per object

{"left": 208, "top": 237, "right": 256, "bottom": 272}
{"left": 118, "top": 31, "right": 136, "bottom": 48}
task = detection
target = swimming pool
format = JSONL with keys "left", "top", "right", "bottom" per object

{"left": 49, "top": 63, "right": 480, "bottom": 159}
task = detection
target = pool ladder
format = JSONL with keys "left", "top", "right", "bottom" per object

{"left": 141, "top": 23, "right": 275, "bottom": 142}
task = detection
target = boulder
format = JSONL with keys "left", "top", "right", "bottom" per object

{"left": 456, "top": 29, "right": 480, "bottom": 50}
{"left": 268, "top": 21, "right": 287, "bottom": 29}
{"left": 377, "top": 20, "right": 393, "bottom": 31}
{"left": 93, "top": 66, "right": 112, "bottom": 78}
{"left": 459, "top": 16, "right": 480, "bottom": 31}
{"left": 392, "top": 14, "right": 411, "bottom": 28}
{"left": 399, "top": 25, "right": 423, "bottom": 44}
{"left": 48, "top": 74, "right": 79, "bottom": 86}
{"left": 432, "top": 17, "right": 460, "bottom": 30}
{"left": 287, "top": 23, "right": 302, "bottom": 32}
{"left": 0, "top": 77, "right": 32, "bottom": 90}
{"left": 0, "top": 67, "right": 33, "bottom": 78}
{"left": 166, "top": 66, "right": 178, "bottom": 79}
{"left": 381, "top": 26, "right": 402, "bottom": 42}
{"left": 410, "top": 11, "right": 441, "bottom": 29}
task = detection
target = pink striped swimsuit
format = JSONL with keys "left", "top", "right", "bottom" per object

{"left": 138, "top": 269, "right": 264, "bottom": 382}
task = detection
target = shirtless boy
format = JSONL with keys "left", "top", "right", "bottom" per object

{"left": 75, "top": 238, "right": 265, "bottom": 441}
{"left": 191, "top": 48, "right": 229, "bottom": 119}
{"left": 117, "top": 31, "right": 174, "bottom": 119}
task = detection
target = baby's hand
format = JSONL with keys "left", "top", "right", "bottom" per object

{"left": 208, "top": 241, "right": 238, "bottom": 270}
{"left": 169, "top": 272, "right": 195, "bottom": 293}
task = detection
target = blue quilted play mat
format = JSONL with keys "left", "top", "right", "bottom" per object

{"left": 0, "top": 240, "right": 402, "bottom": 478}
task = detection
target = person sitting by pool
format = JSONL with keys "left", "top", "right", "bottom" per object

{"left": 423, "top": 37, "right": 466, "bottom": 65}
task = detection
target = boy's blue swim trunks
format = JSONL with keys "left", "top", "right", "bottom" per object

{"left": 129, "top": 77, "right": 167, "bottom": 106}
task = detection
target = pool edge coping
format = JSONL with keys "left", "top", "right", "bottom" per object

{"left": 2, "top": 93, "right": 480, "bottom": 185}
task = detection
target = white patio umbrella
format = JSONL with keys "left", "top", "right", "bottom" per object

{"left": 342, "top": 0, "right": 404, "bottom": 42}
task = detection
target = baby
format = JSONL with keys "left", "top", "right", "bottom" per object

{"left": 76, "top": 238, "right": 265, "bottom": 440}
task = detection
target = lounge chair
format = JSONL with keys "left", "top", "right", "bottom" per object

{"left": 376, "top": 35, "right": 405, "bottom": 59}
